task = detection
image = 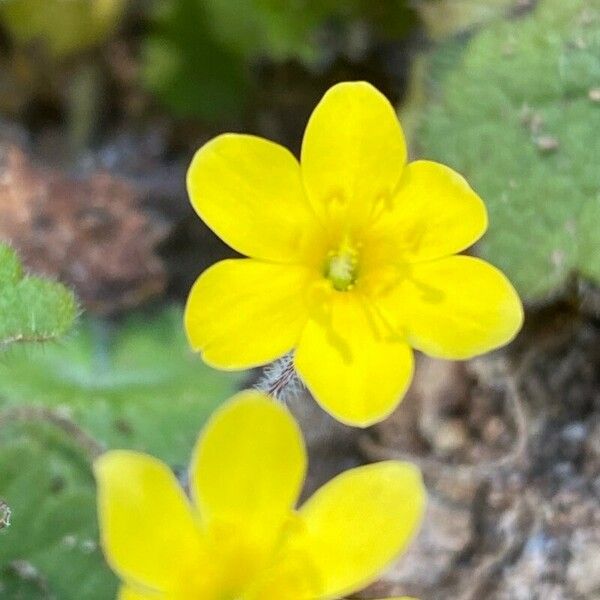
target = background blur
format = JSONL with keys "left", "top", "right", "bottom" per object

{"left": 0, "top": 1, "right": 599, "bottom": 598}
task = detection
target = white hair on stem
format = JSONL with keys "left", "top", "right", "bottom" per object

{"left": 255, "top": 353, "right": 304, "bottom": 403}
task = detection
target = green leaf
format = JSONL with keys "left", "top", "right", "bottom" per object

{"left": 0, "top": 0, "right": 126, "bottom": 59}
{"left": 0, "top": 424, "right": 118, "bottom": 599}
{"left": 417, "top": 0, "right": 600, "bottom": 302}
{"left": 0, "top": 307, "right": 245, "bottom": 464}
{"left": 0, "top": 244, "right": 77, "bottom": 348}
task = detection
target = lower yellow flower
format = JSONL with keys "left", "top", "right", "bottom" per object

{"left": 95, "top": 391, "right": 426, "bottom": 600}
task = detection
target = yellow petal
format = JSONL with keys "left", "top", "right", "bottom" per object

{"left": 298, "top": 461, "right": 426, "bottom": 599}
{"left": 94, "top": 451, "right": 202, "bottom": 593}
{"left": 187, "top": 134, "right": 321, "bottom": 263}
{"left": 246, "top": 542, "right": 322, "bottom": 600}
{"left": 294, "top": 293, "right": 414, "bottom": 427}
{"left": 185, "top": 259, "right": 315, "bottom": 369}
{"left": 118, "top": 585, "right": 157, "bottom": 600}
{"left": 382, "top": 256, "right": 523, "bottom": 359}
{"left": 191, "top": 391, "right": 307, "bottom": 557}
{"left": 365, "top": 161, "right": 488, "bottom": 264}
{"left": 301, "top": 82, "right": 407, "bottom": 225}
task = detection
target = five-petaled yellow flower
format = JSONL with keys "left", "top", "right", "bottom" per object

{"left": 185, "top": 81, "right": 523, "bottom": 426}
{"left": 95, "top": 391, "right": 425, "bottom": 600}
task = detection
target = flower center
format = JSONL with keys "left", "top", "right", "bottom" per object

{"left": 324, "top": 249, "right": 358, "bottom": 291}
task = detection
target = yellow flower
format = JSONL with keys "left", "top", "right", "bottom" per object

{"left": 95, "top": 391, "right": 426, "bottom": 600}
{"left": 185, "top": 81, "right": 523, "bottom": 426}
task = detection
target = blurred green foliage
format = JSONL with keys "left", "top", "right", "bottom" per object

{"left": 0, "top": 0, "right": 126, "bottom": 59}
{"left": 142, "top": 0, "right": 248, "bottom": 122}
{"left": 416, "top": 0, "right": 518, "bottom": 41}
{"left": 0, "top": 308, "right": 245, "bottom": 597}
{"left": 418, "top": 0, "right": 600, "bottom": 301}
{"left": 142, "top": 0, "right": 414, "bottom": 121}
{"left": 0, "top": 244, "right": 77, "bottom": 348}
{"left": 201, "top": 0, "right": 414, "bottom": 63}
{"left": 0, "top": 307, "right": 245, "bottom": 463}
{"left": 0, "top": 424, "right": 118, "bottom": 599}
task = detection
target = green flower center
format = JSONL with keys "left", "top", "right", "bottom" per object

{"left": 324, "top": 249, "right": 358, "bottom": 291}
